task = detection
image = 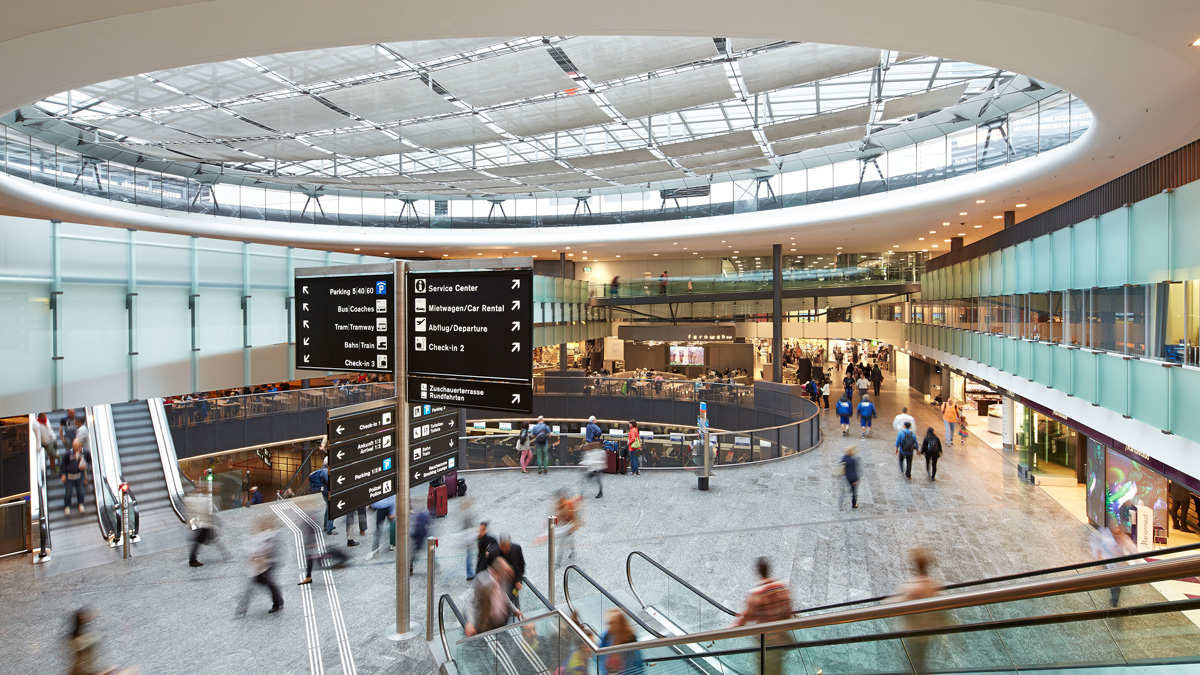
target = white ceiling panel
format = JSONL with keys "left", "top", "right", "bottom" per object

{"left": 521, "top": 172, "right": 584, "bottom": 185}
{"left": 159, "top": 142, "right": 250, "bottom": 162}
{"left": 307, "top": 129, "right": 416, "bottom": 157}
{"left": 728, "top": 39, "right": 783, "bottom": 53}
{"left": 79, "top": 78, "right": 185, "bottom": 111}
{"left": 763, "top": 104, "right": 872, "bottom": 141}
{"left": 385, "top": 38, "right": 516, "bottom": 64}
{"left": 771, "top": 125, "right": 865, "bottom": 155}
{"left": 231, "top": 96, "right": 350, "bottom": 133}
{"left": 567, "top": 148, "right": 658, "bottom": 170}
{"left": 658, "top": 130, "right": 757, "bottom": 157}
{"left": 411, "top": 169, "right": 492, "bottom": 181}
{"left": 98, "top": 115, "right": 196, "bottom": 142}
{"left": 433, "top": 48, "right": 576, "bottom": 107}
{"left": 480, "top": 186, "right": 545, "bottom": 194}
{"left": 119, "top": 144, "right": 193, "bottom": 161}
{"left": 558, "top": 36, "right": 720, "bottom": 83}
{"left": 739, "top": 43, "right": 881, "bottom": 95}
{"left": 613, "top": 170, "right": 689, "bottom": 184}
{"left": 446, "top": 179, "right": 519, "bottom": 189}
{"left": 304, "top": 176, "right": 353, "bottom": 185}
{"left": 689, "top": 157, "right": 773, "bottom": 174}
{"left": 676, "top": 146, "right": 764, "bottom": 169}
{"left": 149, "top": 61, "right": 282, "bottom": 101}
{"left": 881, "top": 83, "right": 969, "bottom": 120}
{"left": 592, "top": 160, "right": 674, "bottom": 178}
{"left": 346, "top": 174, "right": 427, "bottom": 185}
{"left": 399, "top": 116, "right": 505, "bottom": 149}
{"left": 156, "top": 107, "right": 266, "bottom": 138}
{"left": 539, "top": 180, "right": 613, "bottom": 191}
{"left": 485, "top": 160, "right": 567, "bottom": 177}
{"left": 321, "top": 76, "right": 457, "bottom": 121}
{"left": 603, "top": 66, "right": 734, "bottom": 119}
{"left": 237, "top": 138, "right": 333, "bottom": 161}
{"left": 488, "top": 96, "right": 610, "bottom": 137}
{"left": 252, "top": 45, "right": 398, "bottom": 85}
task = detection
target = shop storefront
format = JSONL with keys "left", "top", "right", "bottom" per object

{"left": 1016, "top": 403, "right": 1085, "bottom": 485}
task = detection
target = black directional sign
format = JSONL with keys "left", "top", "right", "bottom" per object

{"left": 406, "top": 400, "right": 461, "bottom": 487}
{"left": 327, "top": 401, "right": 398, "bottom": 520}
{"left": 406, "top": 268, "right": 533, "bottom": 414}
{"left": 329, "top": 474, "right": 396, "bottom": 521}
{"left": 295, "top": 272, "right": 394, "bottom": 373}
{"left": 412, "top": 452, "right": 460, "bottom": 485}
{"left": 410, "top": 429, "right": 458, "bottom": 464}
{"left": 409, "top": 376, "right": 531, "bottom": 414}
{"left": 328, "top": 407, "right": 395, "bottom": 444}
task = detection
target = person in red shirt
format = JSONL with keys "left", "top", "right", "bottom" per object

{"left": 734, "top": 557, "right": 793, "bottom": 674}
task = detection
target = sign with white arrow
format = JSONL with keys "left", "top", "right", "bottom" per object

{"left": 326, "top": 399, "right": 399, "bottom": 518}
{"left": 294, "top": 270, "right": 394, "bottom": 373}
{"left": 327, "top": 472, "right": 395, "bottom": 521}
{"left": 328, "top": 427, "right": 394, "bottom": 464}
{"left": 327, "top": 406, "right": 395, "bottom": 444}
{"left": 405, "top": 268, "right": 533, "bottom": 414}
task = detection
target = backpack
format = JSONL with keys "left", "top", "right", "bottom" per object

{"left": 900, "top": 431, "right": 917, "bottom": 454}
{"left": 308, "top": 469, "right": 323, "bottom": 492}
{"left": 535, "top": 426, "right": 550, "bottom": 445}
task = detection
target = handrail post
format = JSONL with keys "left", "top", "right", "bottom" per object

{"left": 426, "top": 536, "right": 437, "bottom": 641}
{"left": 120, "top": 483, "right": 130, "bottom": 559}
{"left": 548, "top": 515, "right": 557, "bottom": 602}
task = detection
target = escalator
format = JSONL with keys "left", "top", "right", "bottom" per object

{"left": 107, "top": 400, "right": 190, "bottom": 552}
{"left": 443, "top": 550, "right": 1200, "bottom": 674}
{"left": 439, "top": 576, "right": 560, "bottom": 674}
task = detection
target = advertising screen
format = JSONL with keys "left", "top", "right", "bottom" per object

{"left": 669, "top": 345, "right": 705, "bottom": 366}
{"left": 1105, "top": 448, "right": 1168, "bottom": 534}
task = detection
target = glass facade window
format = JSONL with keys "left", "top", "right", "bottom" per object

{"left": 1017, "top": 406, "right": 1080, "bottom": 481}
{"left": 1126, "top": 284, "right": 1148, "bottom": 356}
{"left": 1089, "top": 287, "right": 1124, "bottom": 352}
{"left": 1028, "top": 292, "right": 1051, "bottom": 341}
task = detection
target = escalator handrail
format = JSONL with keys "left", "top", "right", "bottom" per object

{"left": 626, "top": 550, "right": 737, "bottom": 618}
{"left": 562, "top": 563, "right": 666, "bottom": 638}
{"left": 472, "top": 552, "right": 1200, "bottom": 657}
{"left": 28, "top": 416, "right": 50, "bottom": 558}
{"left": 640, "top": 596, "right": 1200, "bottom": 664}
{"left": 147, "top": 398, "right": 189, "bottom": 524}
{"left": 86, "top": 406, "right": 120, "bottom": 541}
{"left": 521, "top": 575, "right": 555, "bottom": 610}
{"left": 437, "top": 592, "right": 469, "bottom": 664}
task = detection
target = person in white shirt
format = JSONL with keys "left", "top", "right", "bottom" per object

{"left": 892, "top": 407, "right": 916, "bottom": 435}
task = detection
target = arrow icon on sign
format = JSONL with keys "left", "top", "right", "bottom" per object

{"left": 511, "top": 394, "right": 521, "bottom": 404}
{"left": 511, "top": 300, "right": 521, "bottom": 310}
{"left": 336, "top": 425, "right": 345, "bottom": 434}
{"left": 511, "top": 279, "right": 520, "bottom": 289}
{"left": 302, "top": 303, "right": 310, "bottom": 311}
{"left": 337, "top": 500, "right": 345, "bottom": 510}
{"left": 302, "top": 320, "right": 310, "bottom": 328}
{"left": 336, "top": 449, "right": 345, "bottom": 460}
{"left": 511, "top": 342, "right": 520, "bottom": 352}
{"left": 303, "top": 337, "right": 310, "bottom": 346}
{"left": 336, "top": 475, "right": 345, "bottom": 485}
{"left": 511, "top": 321, "right": 520, "bottom": 331}
{"left": 302, "top": 286, "right": 309, "bottom": 295}
{"left": 303, "top": 354, "right": 311, "bottom": 363}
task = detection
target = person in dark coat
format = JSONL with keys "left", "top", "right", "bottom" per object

{"left": 841, "top": 447, "right": 861, "bottom": 509}
{"left": 870, "top": 364, "right": 884, "bottom": 397}
{"left": 497, "top": 534, "right": 526, "bottom": 609}
{"left": 920, "top": 427, "right": 943, "bottom": 481}
{"left": 475, "top": 521, "right": 498, "bottom": 576}
{"left": 1170, "top": 481, "right": 1193, "bottom": 533}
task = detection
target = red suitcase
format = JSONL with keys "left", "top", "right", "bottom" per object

{"left": 427, "top": 484, "right": 448, "bottom": 517}
{"left": 444, "top": 471, "right": 458, "bottom": 498}
{"left": 604, "top": 449, "right": 627, "bottom": 475}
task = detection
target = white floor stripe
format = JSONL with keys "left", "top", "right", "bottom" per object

{"left": 271, "top": 503, "right": 325, "bottom": 675}
{"left": 289, "top": 502, "right": 358, "bottom": 675}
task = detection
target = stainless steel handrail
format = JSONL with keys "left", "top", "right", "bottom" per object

{"left": 625, "top": 551, "right": 737, "bottom": 618}
{"left": 562, "top": 564, "right": 665, "bottom": 638}
{"left": 147, "top": 398, "right": 189, "bottom": 524}
{"left": 26, "top": 416, "right": 49, "bottom": 561}
{"left": 459, "top": 552, "right": 1200, "bottom": 657}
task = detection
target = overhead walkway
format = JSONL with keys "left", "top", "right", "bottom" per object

{"left": 589, "top": 266, "right": 920, "bottom": 308}
{"left": 439, "top": 547, "right": 1200, "bottom": 675}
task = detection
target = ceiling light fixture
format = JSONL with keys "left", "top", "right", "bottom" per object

{"left": 1015, "top": 203, "right": 1027, "bottom": 208}
{"left": 930, "top": 230, "right": 937, "bottom": 234}
{"left": 582, "top": 257, "right": 588, "bottom": 260}
{"left": 653, "top": 253, "right": 659, "bottom": 256}
{"left": 959, "top": 212, "right": 968, "bottom": 216}
{"left": 417, "top": 250, "right": 423, "bottom": 253}
{"left": 1193, "top": 37, "right": 1200, "bottom": 46}
{"left": 932, "top": 244, "right": 939, "bottom": 248}
{"left": 993, "top": 215, "right": 1003, "bottom": 219}
{"left": 944, "top": 239, "right": 951, "bottom": 242}
{"left": 975, "top": 199, "right": 985, "bottom": 204}
{"left": 836, "top": 247, "right": 843, "bottom": 250}
{"left": 918, "top": 237, "right": 925, "bottom": 241}
{"left": 974, "top": 225, "right": 983, "bottom": 228}
{"left": 957, "top": 233, "right": 966, "bottom": 236}
{"left": 943, "top": 222, "right": 950, "bottom": 226}
{"left": 615, "top": 254, "right": 620, "bottom": 258}
{"left": 354, "top": 248, "right": 360, "bottom": 251}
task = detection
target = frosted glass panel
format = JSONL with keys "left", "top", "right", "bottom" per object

{"left": 137, "top": 241, "right": 191, "bottom": 286}
{"left": 1130, "top": 193, "right": 1170, "bottom": 284}
{"left": 1129, "top": 357, "right": 1168, "bottom": 430}
{"left": 1015, "top": 241, "right": 1031, "bottom": 294}
{"left": 1031, "top": 234, "right": 1051, "bottom": 292}
{"left": 197, "top": 288, "right": 244, "bottom": 357}
{"left": 0, "top": 218, "right": 52, "bottom": 279}
{"left": 198, "top": 244, "right": 243, "bottom": 289}
{"left": 136, "top": 286, "right": 192, "bottom": 398}
{"left": 62, "top": 230, "right": 127, "bottom": 283}
{"left": 0, "top": 280, "right": 52, "bottom": 412}
{"left": 1051, "top": 229, "right": 1072, "bottom": 291}
{"left": 1097, "top": 209, "right": 1127, "bottom": 287}
{"left": 251, "top": 290, "right": 288, "bottom": 347}
{"left": 61, "top": 283, "right": 128, "bottom": 407}
{"left": 1051, "top": 345, "right": 1072, "bottom": 392}
{"left": 1072, "top": 219, "right": 1097, "bottom": 289}
{"left": 1097, "top": 354, "right": 1128, "bottom": 415}
{"left": 248, "top": 246, "right": 288, "bottom": 289}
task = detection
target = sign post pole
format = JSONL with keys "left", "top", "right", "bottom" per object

{"left": 699, "top": 403, "right": 710, "bottom": 491}
{"left": 547, "top": 515, "right": 557, "bottom": 602}
{"left": 425, "top": 536, "right": 437, "bottom": 640}
{"left": 394, "top": 260, "right": 417, "bottom": 639}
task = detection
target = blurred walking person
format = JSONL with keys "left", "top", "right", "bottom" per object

{"left": 871, "top": 363, "right": 884, "bottom": 397}
{"left": 733, "top": 557, "right": 793, "bottom": 675}
{"left": 888, "top": 548, "right": 943, "bottom": 675}
{"left": 1091, "top": 523, "right": 1133, "bottom": 607}
{"left": 298, "top": 514, "right": 348, "bottom": 585}
{"left": 236, "top": 516, "right": 283, "bottom": 616}
{"left": 920, "top": 427, "right": 943, "bottom": 481}
{"left": 599, "top": 609, "right": 645, "bottom": 674}
{"left": 840, "top": 446, "right": 861, "bottom": 509}
{"left": 409, "top": 500, "right": 432, "bottom": 575}
{"left": 498, "top": 534, "right": 526, "bottom": 610}
{"left": 474, "top": 521, "right": 499, "bottom": 580}
{"left": 582, "top": 443, "right": 606, "bottom": 498}
{"left": 366, "top": 495, "right": 396, "bottom": 560}
{"left": 67, "top": 608, "right": 137, "bottom": 675}
{"left": 35, "top": 413, "right": 58, "bottom": 471}
{"left": 345, "top": 506, "right": 367, "bottom": 548}
{"left": 309, "top": 456, "right": 336, "bottom": 535}
{"left": 464, "top": 557, "right": 522, "bottom": 636}
{"left": 185, "top": 487, "right": 227, "bottom": 567}
{"left": 821, "top": 380, "right": 831, "bottom": 410}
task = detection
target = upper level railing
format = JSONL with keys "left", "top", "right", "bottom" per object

{"left": 0, "top": 93, "right": 1088, "bottom": 230}
{"left": 592, "top": 264, "right": 922, "bottom": 299}
{"left": 164, "top": 382, "right": 395, "bottom": 428}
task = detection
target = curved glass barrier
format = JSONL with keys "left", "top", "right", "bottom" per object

{"left": 595, "top": 264, "right": 921, "bottom": 299}
{"left": 627, "top": 551, "right": 737, "bottom": 637}
{"left": 0, "top": 93, "right": 1089, "bottom": 231}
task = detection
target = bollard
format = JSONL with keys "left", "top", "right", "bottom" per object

{"left": 425, "top": 536, "right": 437, "bottom": 641}
{"left": 547, "top": 515, "right": 557, "bottom": 602}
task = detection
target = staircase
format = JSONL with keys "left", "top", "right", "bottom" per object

{"left": 110, "top": 401, "right": 183, "bottom": 535}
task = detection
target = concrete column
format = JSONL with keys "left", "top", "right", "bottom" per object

{"left": 950, "top": 237, "right": 964, "bottom": 251}
{"left": 1004, "top": 210, "right": 1016, "bottom": 229}
{"left": 940, "top": 365, "right": 951, "bottom": 401}
{"left": 1002, "top": 396, "right": 1016, "bottom": 452}
{"left": 772, "top": 244, "right": 783, "bottom": 382}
